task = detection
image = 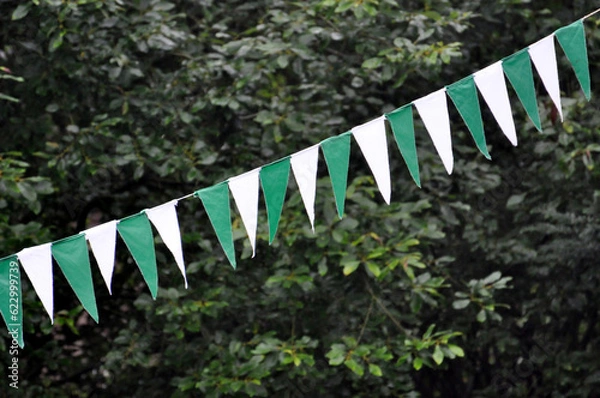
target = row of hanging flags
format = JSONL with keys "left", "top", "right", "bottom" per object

{"left": 0, "top": 16, "right": 596, "bottom": 347}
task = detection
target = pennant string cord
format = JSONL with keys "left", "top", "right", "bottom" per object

{"left": 0, "top": 9, "right": 597, "bottom": 341}
{"left": 1, "top": 10, "right": 597, "bottom": 264}
{"left": 176, "top": 192, "right": 196, "bottom": 202}
{"left": 175, "top": 8, "right": 599, "bottom": 207}
{"left": 583, "top": 7, "right": 600, "bottom": 20}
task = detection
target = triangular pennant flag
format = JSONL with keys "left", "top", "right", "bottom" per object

{"left": 228, "top": 169, "right": 260, "bottom": 257}
{"left": 260, "top": 157, "right": 290, "bottom": 244}
{"left": 473, "top": 61, "right": 518, "bottom": 146}
{"left": 352, "top": 116, "right": 392, "bottom": 204}
{"left": 52, "top": 234, "right": 99, "bottom": 323}
{"left": 321, "top": 132, "right": 351, "bottom": 218}
{"left": 502, "top": 50, "right": 543, "bottom": 132}
{"left": 18, "top": 243, "right": 53, "bottom": 323}
{"left": 117, "top": 213, "right": 159, "bottom": 298}
{"left": 0, "top": 255, "right": 24, "bottom": 348}
{"left": 84, "top": 220, "right": 117, "bottom": 294}
{"left": 145, "top": 200, "right": 188, "bottom": 288}
{"left": 195, "top": 182, "right": 236, "bottom": 269}
{"left": 414, "top": 88, "right": 454, "bottom": 174}
{"left": 528, "top": 35, "right": 563, "bottom": 122}
{"left": 446, "top": 76, "right": 491, "bottom": 159}
{"left": 385, "top": 105, "right": 421, "bottom": 187}
{"left": 555, "top": 19, "right": 591, "bottom": 101}
{"left": 291, "top": 145, "right": 320, "bottom": 231}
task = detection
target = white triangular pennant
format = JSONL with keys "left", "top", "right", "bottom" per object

{"left": 291, "top": 145, "right": 320, "bottom": 231}
{"left": 528, "top": 35, "right": 563, "bottom": 122}
{"left": 18, "top": 243, "right": 54, "bottom": 323}
{"left": 228, "top": 169, "right": 260, "bottom": 257}
{"left": 352, "top": 116, "right": 392, "bottom": 204}
{"left": 145, "top": 200, "right": 188, "bottom": 288}
{"left": 413, "top": 88, "right": 453, "bottom": 174}
{"left": 473, "top": 61, "right": 518, "bottom": 146}
{"left": 84, "top": 220, "right": 118, "bottom": 294}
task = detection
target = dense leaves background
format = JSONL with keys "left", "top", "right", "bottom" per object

{"left": 0, "top": 0, "right": 599, "bottom": 396}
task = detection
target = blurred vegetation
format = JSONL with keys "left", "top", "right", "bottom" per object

{"left": 0, "top": 0, "right": 599, "bottom": 396}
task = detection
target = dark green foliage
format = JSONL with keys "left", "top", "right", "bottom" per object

{"left": 0, "top": 0, "right": 599, "bottom": 396}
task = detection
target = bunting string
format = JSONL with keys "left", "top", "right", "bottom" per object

{"left": 0, "top": 13, "right": 597, "bottom": 347}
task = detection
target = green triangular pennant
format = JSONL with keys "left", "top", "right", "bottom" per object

{"left": 555, "top": 19, "right": 591, "bottom": 101}
{"left": 446, "top": 76, "right": 492, "bottom": 158}
{"left": 502, "top": 50, "right": 542, "bottom": 132}
{"left": 321, "top": 132, "right": 351, "bottom": 219}
{"left": 52, "top": 234, "right": 99, "bottom": 323}
{"left": 195, "top": 182, "right": 237, "bottom": 269}
{"left": 0, "top": 255, "right": 24, "bottom": 348}
{"left": 117, "top": 213, "right": 158, "bottom": 298}
{"left": 260, "top": 157, "right": 290, "bottom": 244}
{"left": 385, "top": 105, "right": 421, "bottom": 187}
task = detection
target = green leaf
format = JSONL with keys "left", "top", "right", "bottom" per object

{"left": 423, "top": 10, "right": 442, "bottom": 20}
{"left": 416, "top": 272, "right": 431, "bottom": 284}
{"left": 372, "top": 347, "right": 393, "bottom": 361}
{"left": 180, "top": 111, "right": 193, "bottom": 124}
{"left": 476, "top": 309, "right": 487, "bottom": 323}
{"left": 49, "top": 33, "right": 64, "bottom": 52}
{"left": 12, "top": 4, "right": 30, "bottom": 20}
{"left": 335, "top": 0, "right": 355, "bottom": 13}
{"left": 328, "top": 354, "right": 345, "bottom": 366}
{"left": 363, "top": 3, "right": 378, "bottom": 16}
{"left": 367, "top": 247, "right": 387, "bottom": 259}
{"left": 0, "top": 74, "right": 24, "bottom": 82}
{"left": 342, "top": 260, "right": 360, "bottom": 276}
{"left": 154, "top": 1, "right": 176, "bottom": 11}
{"left": 283, "top": 115, "right": 304, "bottom": 132}
{"left": 276, "top": 55, "right": 289, "bottom": 68}
{"left": 452, "top": 299, "right": 470, "bottom": 310}
{"left": 344, "top": 358, "right": 364, "bottom": 376}
{"left": 447, "top": 344, "right": 465, "bottom": 357}
{"left": 353, "top": 345, "right": 370, "bottom": 357}
{"left": 45, "top": 103, "right": 59, "bottom": 113}
{"left": 410, "top": 293, "right": 422, "bottom": 313}
{"left": 253, "top": 342, "right": 277, "bottom": 355}
{"left": 326, "top": 344, "right": 347, "bottom": 366}
{"left": 413, "top": 357, "right": 423, "bottom": 370}
{"left": 506, "top": 194, "right": 526, "bottom": 208}
{"left": 396, "top": 353, "right": 411, "bottom": 365}
{"left": 362, "top": 57, "right": 382, "bottom": 69}
{"left": 368, "top": 363, "right": 382, "bottom": 377}
{"left": 366, "top": 261, "right": 381, "bottom": 277}
{"left": 423, "top": 324, "right": 435, "bottom": 339}
{"left": 482, "top": 271, "right": 502, "bottom": 285}
{"left": 17, "top": 181, "right": 37, "bottom": 202}
{"left": 432, "top": 345, "right": 444, "bottom": 365}
{"left": 342, "top": 336, "right": 357, "bottom": 347}
{"left": 318, "top": 259, "right": 328, "bottom": 276}
{"left": 0, "top": 93, "right": 20, "bottom": 102}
